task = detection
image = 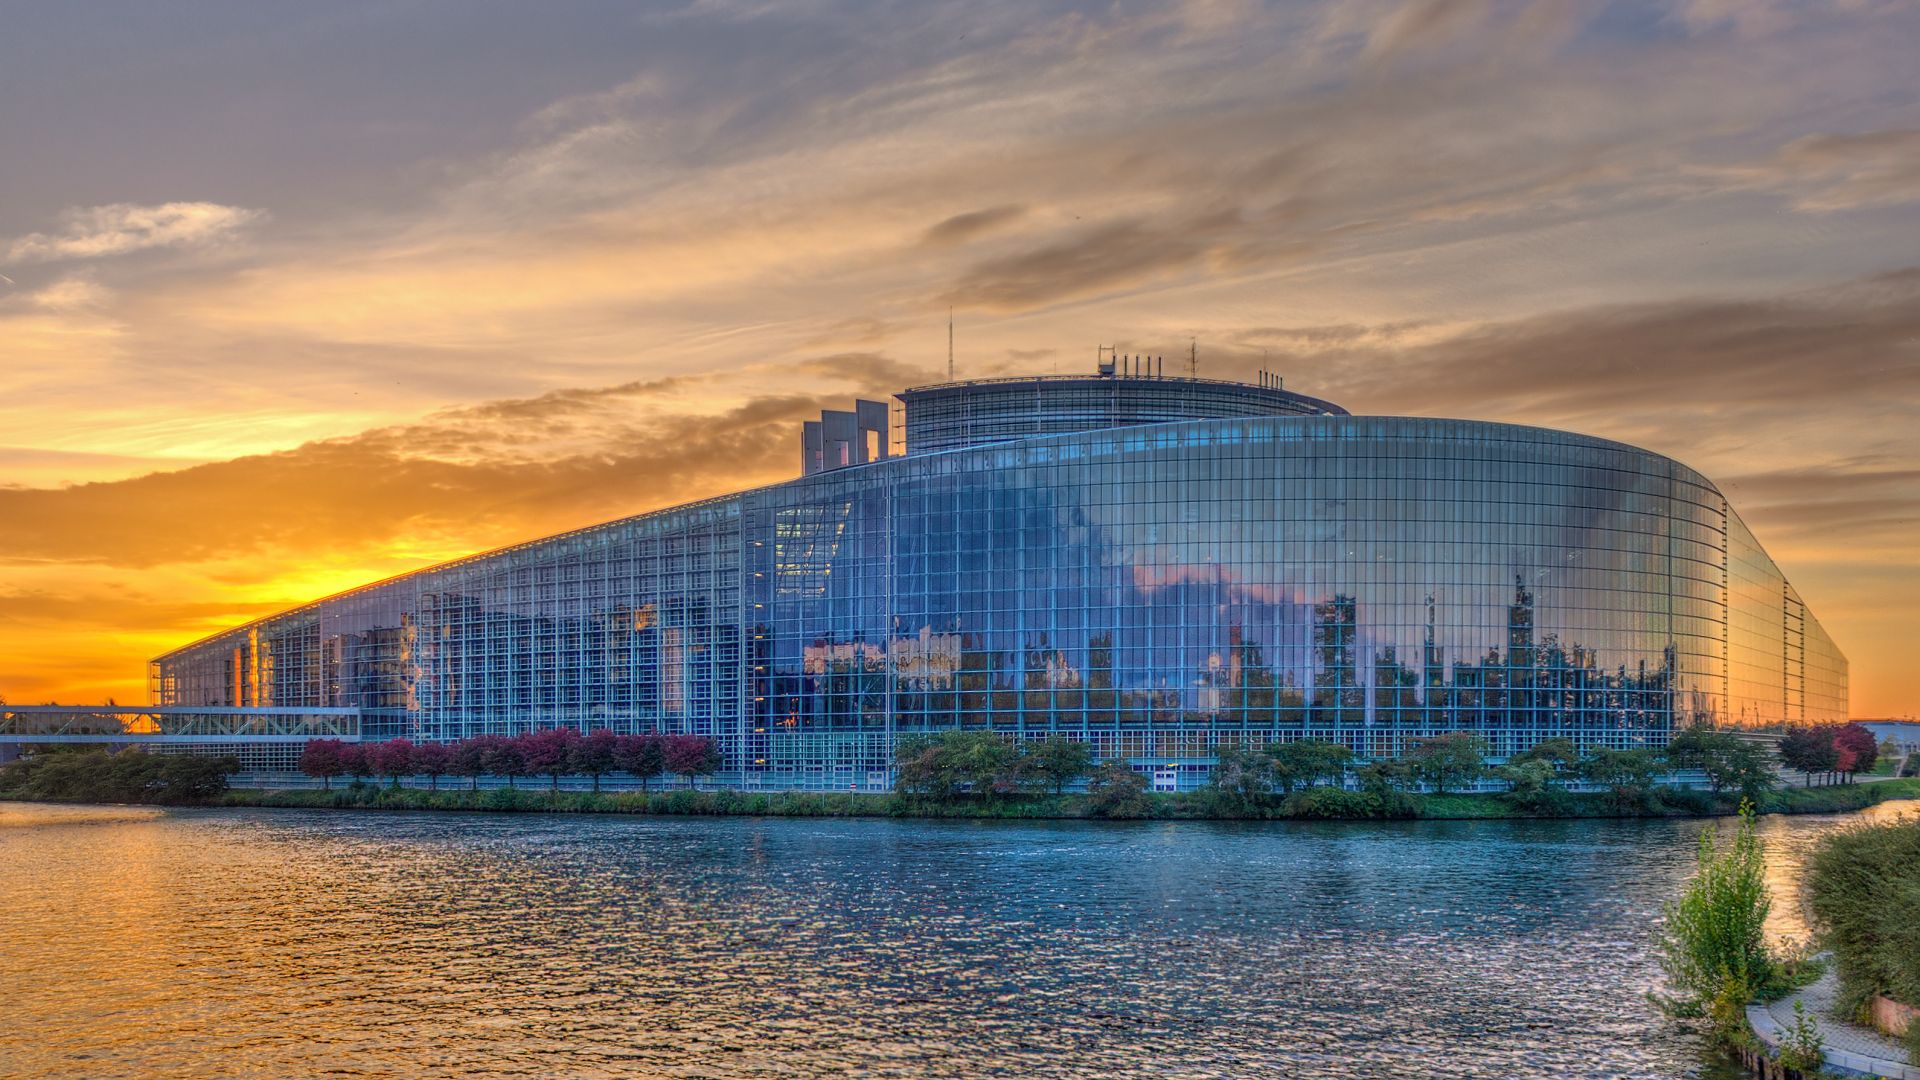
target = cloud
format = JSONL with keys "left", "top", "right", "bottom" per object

{"left": 23, "top": 273, "right": 113, "bottom": 312}
{"left": 0, "top": 389, "right": 828, "bottom": 569}
{"left": 1272, "top": 269, "right": 1920, "bottom": 423}
{"left": 941, "top": 217, "right": 1231, "bottom": 312}
{"left": 4, "top": 202, "right": 263, "bottom": 264}
{"left": 919, "top": 205, "right": 1027, "bottom": 248}
{"left": 1360, "top": 0, "right": 1492, "bottom": 64}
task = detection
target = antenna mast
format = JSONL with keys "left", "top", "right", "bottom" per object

{"left": 947, "top": 307, "right": 954, "bottom": 382}
{"left": 1188, "top": 337, "right": 1197, "bottom": 379}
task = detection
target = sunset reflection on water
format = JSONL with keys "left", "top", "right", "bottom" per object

{"left": 2, "top": 802, "right": 1912, "bottom": 1078}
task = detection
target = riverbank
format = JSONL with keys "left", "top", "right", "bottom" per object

{"left": 11, "top": 775, "right": 1905, "bottom": 820}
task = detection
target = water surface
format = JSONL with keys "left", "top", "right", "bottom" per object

{"left": 2, "top": 800, "right": 1913, "bottom": 1078}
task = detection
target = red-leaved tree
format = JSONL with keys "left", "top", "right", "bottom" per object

{"left": 520, "top": 728, "right": 581, "bottom": 791}
{"left": 411, "top": 741, "right": 452, "bottom": 791}
{"left": 299, "top": 739, "right": 347, "bottom": 790}
{"left": 369, "top": 739, "right": 415, "bottom": 788}
{"left": 1832, "top": 723, "right": 1879, "bottom": 781}
{"left": 615, "top": 734, "right": 666, "bottom": 791}
{"left": 340, "top": 743, "right": 372, "bottom": 785}
{"left": 570, "top": 730, "right": 620, "bottom": 792}
{"left": 449, "top": 735, "right": 495, "bottom": 791}
{"left": 486, "top": 735, "right": 528, "bottom": 789}
{"left": 663, "top": 735, "right": 722, "bottom": 789}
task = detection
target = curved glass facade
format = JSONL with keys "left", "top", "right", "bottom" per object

{"left": 151, "top": 377, "right": 1847, "bottom": 788}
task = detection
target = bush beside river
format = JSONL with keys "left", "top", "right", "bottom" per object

{"left": 208, "top": 776, "right": 1920, "bottom": 819}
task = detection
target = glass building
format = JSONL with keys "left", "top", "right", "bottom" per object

{"left": 151, "top": 367, "right": 1848, "bottom": 788}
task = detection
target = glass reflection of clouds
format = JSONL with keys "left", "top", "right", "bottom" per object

{"left": 152, "top": 374, "right": 1846, "bottom": 789}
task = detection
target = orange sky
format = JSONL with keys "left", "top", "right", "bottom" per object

{"left": 2, "top": 1, "right": 1917, "bottom": 717}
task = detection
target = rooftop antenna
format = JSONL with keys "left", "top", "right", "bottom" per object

{"left": 1188, "top": 338, "right": 1198, "bottom": 379}
{"left": 947, "top": 307, "right": 954, "bottom": 382}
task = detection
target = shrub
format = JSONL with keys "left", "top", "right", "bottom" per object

{"left": 1776, "top": 999, "right": 1825, "bottom": 1074}
{"left": 1280, "top": 785, "right": 1413, "bottom": 820}
{"left": 1653, "top": 785, "right": 1715, "bottom": 816}
{"left": 0, "top": 748, "right": 237, "bottom": 804}
{"left": 1803, "top": 817, "right": 1920, "bottom": 1016}
{"left": 1655, "top": 805, "right": 1776, "bottom": 1033}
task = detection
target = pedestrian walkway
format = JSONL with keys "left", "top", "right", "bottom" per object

{"left": 1748, "top": 966, "right": 1918, "bottom": 1079}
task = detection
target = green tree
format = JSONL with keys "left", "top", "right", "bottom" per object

{"left": 1496, "top": 758, "right": 1564, "bottom": 814}
{"left": 1705, "top": 740, "right": 1779, "bottom": 806}
{"left": 1086, "top": 758, "right": 1151, "bottom": 819}
{"left": 1662, "top": 724, "right": 1721, "bottom": 772}
{"left": 1357, "top": 757, "right": 1414, "bottom": 797}
{"left": 893, "top": 731, "right": 1017, "bottom": 801}
{"left": 1020, "top": 736, "right": 1093, "bottom": 795}
{"left": 1407, "top": 732, "right": 1486, "bottom": 794}
{"left": 1512, "top": 737, "right": 1581, "bottom": 784}
{"left": 1267, "top": 739, "right": 1353, "bottom": 794}
{"left": 1580, "top": 747, "right": 1662, "bottom": 812}
{"left": 1206, "top": 744, "right": 1276, "bottom": 809}
{"left": 894, "top": 733, "right": 957, "bottom": 800}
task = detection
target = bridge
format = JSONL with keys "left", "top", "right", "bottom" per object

{"left": 0, "top": 706, "right": 359, "bottom": 745}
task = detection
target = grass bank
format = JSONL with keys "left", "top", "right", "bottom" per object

{"left": 107, "top": 775, "right": 1917, "bottom": 820}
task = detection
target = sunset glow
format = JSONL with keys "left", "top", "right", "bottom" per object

{"left": 2, "top": 1, "right": 1917, "bottom": 715}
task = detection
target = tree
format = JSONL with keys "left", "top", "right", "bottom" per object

{"left": 449, "top": 736, "right": 493, "bottom": 791}
{"left": 1663, "top": 724, "right": 1722, "bottom": 773}
{"left": 1668, "top": 728, "right": 1778, "bottom": 804}
{"left": 1831, "top": 723, "right": 1878, "bottom": 780}
{"left": 485, "top": 735, "right": 528, "bottom": 789}
{"left": 663, "top": 735, "right": 722, "bottom": 789}
{"left": 945, "top": 730, "right": 1017, "bottom": 796}
{"left": 614, "top": 734, "right": 666, "bottom": 791}
{"left": 1357, "top": 758, "right": 1414, "bottom": 796}
{"left": 1407, "top": 732, "right": 1486, "bottom": 794}
{"left": 299, "top": 739, "right": 347, "bottom": 790}
{"left": 1777, "top": 726, "right": 1839, "bottom": 786}
{"left": 1513, "top": 737, "right": 1581, "bottom": 784}
{"left": 894, "top": 733, "right": 958, "bottom": 800}
{"left": 1496, "top": 759, "right": 1563, "bottom": 814}
{"left": 1580, "top": 747, "right": 1662, "bottom": 812}
{"left": 1020, "top": 737, "right": 1093, "bottom": 795}
{"left": 411, "top": 741, "right": 452, "bottom": 791}
{"left": 368, "top": 738, "right": 415, "bottom": 788}
{"left": 570, "top": 729, "right": 621, "bottom": 792}
{"left": 161, "top": 754, "right": 239, "bottom": 801}
{"left": 341, "top": 743, "right": 372, "bottom": 786}
{"left": 520, "top": 728, "right": 581, "bottom": 791}
{"left": 1207, "top": 744, "right": 1276, "bottom": 807}
{"left": 1879, "top": 736, "right": 1902, "bottom": 767}
{"left": 1267, "top": 739, "right": 1353, "bottom": 794}
{"left": 1086, "top": 758, "right": 1150, "bottom": 819}
{"left": 1703, "top": 739, "right": 1779, "bottom": 806}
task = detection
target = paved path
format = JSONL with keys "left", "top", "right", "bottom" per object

{"left": 1748, "top": 967, "right": 1917, "bottom": 1078}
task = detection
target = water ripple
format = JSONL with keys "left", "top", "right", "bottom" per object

{"left": 2, "top": 802, "right": 1910, "bottom": 1078}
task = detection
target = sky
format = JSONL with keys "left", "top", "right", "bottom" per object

{"left": 0, "top": 0, "right": 1917, "bottom": 716}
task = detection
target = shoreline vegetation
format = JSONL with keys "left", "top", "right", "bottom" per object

{"left": 3, "top": 723, "right": 1912, "bottom": 822}
{"left": 216, "top": 776, "right": 1920, "bottom": 819}
{"left": 1655, "top": 807, "right": 1920, "bottom": 1075}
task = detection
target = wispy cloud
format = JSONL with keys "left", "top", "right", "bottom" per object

{"left": 4, "top": 202, "right": 262, "bottom": 264}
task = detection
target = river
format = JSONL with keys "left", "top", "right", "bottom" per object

{"left": 2, "top": 800, "right": 1914, "bottom": 1078}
